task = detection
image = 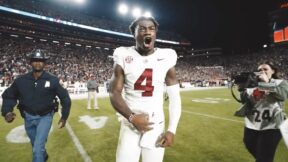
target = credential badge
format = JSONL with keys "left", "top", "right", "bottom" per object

{"left": 45, "top": 81, "right": 50, "bottom": 88}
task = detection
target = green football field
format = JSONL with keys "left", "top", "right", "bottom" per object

{"left": 0, "top": 88, "right": 287, "bottom": 162}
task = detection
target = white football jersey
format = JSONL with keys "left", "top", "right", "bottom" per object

{"left": 113, "top": 46, "right": 177, "bottom": 122}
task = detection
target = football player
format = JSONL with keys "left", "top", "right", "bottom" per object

{"left": 109, "top": 16, "right": 182, "bottom": 162}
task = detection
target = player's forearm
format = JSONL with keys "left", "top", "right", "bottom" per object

{"left": 166, "top": 84, "right": 182, "bottom": 134}
{"left": 109, "top": 92, "right": 133, "bottom": 120}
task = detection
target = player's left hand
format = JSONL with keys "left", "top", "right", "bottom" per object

{"left": 58, "top": 118, "right": 66, "bottom": 128}
{"left": 160, "top": 131, "right": 174, "bottom": 147}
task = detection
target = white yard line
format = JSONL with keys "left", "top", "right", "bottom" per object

{"left": 58, "top": 110, "right": 92, "bottom": 162}
{"left": 182, "top": 109, "right": 244, "bottom": 124}
{"left": 65, "top": 122, "right": 93, "bottom": 162}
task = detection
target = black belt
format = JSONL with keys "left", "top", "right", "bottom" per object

{"left": 23, "top": 108, "right": 53, "bottom": 116}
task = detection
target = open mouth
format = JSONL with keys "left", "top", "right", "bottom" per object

{"left": 144, "top": 37, "right": 152, "bottom": 47}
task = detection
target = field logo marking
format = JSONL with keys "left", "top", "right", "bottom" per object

{"left": 191, "top": 97, "right": 230, "bottom": 103}
{"left": 6, "top": 125, "right": 53, "bottom": 143}
{"left": 79, "top": 115, "right": 108, "bottom": 129}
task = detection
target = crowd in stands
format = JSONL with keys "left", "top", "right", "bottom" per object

{"left": 177, "top": 46, "right": 288, "bottom": 85}
{"left": 1, "top": 35, "right": 288, "bottom": 89}
{"left": 0, "top": 0, "right": 187, "bottom": 42}
{"left": 1, "top": 0, "right": 288, "bottom": 88}
{"left": 0, "top": 36, "right": 114, "bottom": 88}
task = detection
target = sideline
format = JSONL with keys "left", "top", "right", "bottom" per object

{"left": 0, "top": 86, "right": 226, "bottom": 102}
{"left": 69, "top": 86, "right": 226, "bottom": 100}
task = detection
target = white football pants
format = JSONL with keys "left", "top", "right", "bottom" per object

{"left": 116, "top": 121, "right": 165, "bottom": 162}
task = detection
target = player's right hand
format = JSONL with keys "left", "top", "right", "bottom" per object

{"left": 131, "top": 113, "right": 154, "bottom": 133}
{"left": 160, "top": 131, "right": 175, "bottom": 147}
{"left": 5, "top": 112, "right": 16, "bottom": 123}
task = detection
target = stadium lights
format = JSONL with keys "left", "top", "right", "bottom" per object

{"left": 143, "top": 11, "right": 152, "bottom": 17}
{"left": 0, "top": 6, "right": 179, "bottom": 45}
{"left": 118, "top": 3, "right": 129, "bottom": 15}
{"left": 132, "top": 7, "right": 142, "bottom": 18}
{"left": 74, "top": 0, "right": 85, "bottom": 4}
{"left": 118, "top": 3, "right": 153, "bottom": 18}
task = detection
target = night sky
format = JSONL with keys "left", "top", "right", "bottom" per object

{"left": 81, "top": 0, "right": 281, "bottom": 51}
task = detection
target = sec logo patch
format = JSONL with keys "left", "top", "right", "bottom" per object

{"left": 125, "top": 56, "right": 133, "bottom": 63}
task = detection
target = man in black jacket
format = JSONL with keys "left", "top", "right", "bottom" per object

{"left": 1, "top": 49, "right": 71, "bottom": 162}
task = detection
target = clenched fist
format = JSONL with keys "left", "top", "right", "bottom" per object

{"left": 5, "top": 112, "right": 16, "bottom": 123}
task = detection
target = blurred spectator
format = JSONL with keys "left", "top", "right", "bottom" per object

{"left": 86, "top": 75, "right": 99, "bottom": 110}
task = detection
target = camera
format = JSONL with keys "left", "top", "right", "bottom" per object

{"left": 232, "top": 72, "right": 259, "bottom": 89}
{"left": 230, "top": 72, "right": 260, "bottom": 115}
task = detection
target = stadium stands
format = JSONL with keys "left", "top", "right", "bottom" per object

{"left": 0, "top": 0, "right": 188, "bottom": 42}
{"left": 1, "top": 0, "right": 288, "bottom": 90}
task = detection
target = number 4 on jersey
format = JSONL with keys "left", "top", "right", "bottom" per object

{"left": 134, "top": 68, "right": 154, "bottom": 96}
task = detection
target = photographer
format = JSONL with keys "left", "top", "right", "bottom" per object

{"left": 237, "top": 61, "right": 288, "bottom": 162}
